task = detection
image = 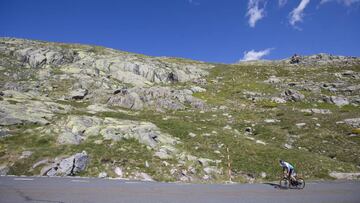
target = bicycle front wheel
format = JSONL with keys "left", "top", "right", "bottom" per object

{"left": 280, "top": 178, "right": 290, "bottom": 189}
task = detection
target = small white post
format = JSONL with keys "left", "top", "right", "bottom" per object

{"left": 227, "top": 147, "right": 232, "bottom": 182}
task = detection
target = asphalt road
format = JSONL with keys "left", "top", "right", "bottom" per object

{"left": 0, "top": 176, "right": 359, "bottom": 203}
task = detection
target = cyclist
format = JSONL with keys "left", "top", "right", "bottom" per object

{"left": 279, "top": 160, "right": 296, "bottom": 182}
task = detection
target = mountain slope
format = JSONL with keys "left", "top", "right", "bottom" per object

{"left": 0, "top": 38, "right": 359, "bottom": 182}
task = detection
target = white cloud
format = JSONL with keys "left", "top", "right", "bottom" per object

{"left": 240, "top": 48, "right": 273, "bottom": 61}
{"left": 320, "top": 0, "right": 360, "bottom": 6}
{"left": 279, "top": 0, "right": 288, "bottom": 7}
{"left": 246, "top": 0, "right": 266, "bottom": 28}
{"left": 289, "top": 0, "right": 311, "bottom": 27}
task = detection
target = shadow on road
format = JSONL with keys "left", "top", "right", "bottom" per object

{"left": 263, "top": 182, "right": 287, "bottom": 190}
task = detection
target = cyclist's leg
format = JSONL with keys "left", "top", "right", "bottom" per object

{"left": 289, "top": 169, "right": 295, "bottom": 182}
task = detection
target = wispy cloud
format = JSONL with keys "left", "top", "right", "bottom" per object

{"left": 188, "top": 0, "right": 200, "bottom": 6}
{"left": 240, "top": 48, "right": 273, "bottom": 61}
{"left": 289, "top": 0, "right": 311, "bottom": 28}
{"left": 320, "top": 0, "right": 360, "bottom": 6}
{"left": 246, "top": 0, "right": 267, "bottom": 28}
{"left": 279, "top": 0, "right": 288, "bottom": 7}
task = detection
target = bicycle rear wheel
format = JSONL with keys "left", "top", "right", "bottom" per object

{"left": 279, "top": 178, "right": 290, "bottom": 189}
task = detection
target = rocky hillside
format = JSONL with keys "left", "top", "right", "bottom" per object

{"left": 1, "top": 38, "right": 359, "bottom": 182}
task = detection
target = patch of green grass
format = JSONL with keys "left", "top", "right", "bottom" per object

{"left": 352, "top": 128, "right": 360, "bottom": 134}
{"left": 1, "top": 128, "right": 175, "bottom": 181}
{"left": 6, "top": 100, "right": 19, "bottom": 105}
{"left": 258, "top": 99, "right": 278, "bottom": 108}
{"left": 186, "top": 63, "right": 360, "bottom": 182}
{"left": 50, "top": 67, "right": 65, "bottom": 75}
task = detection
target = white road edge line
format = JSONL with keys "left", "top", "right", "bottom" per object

{"left": 14, "top": 178, "right": 34, "bottom": 181}
{"left": 125, "top": 182, "right": 139, "bottom": 184}
{"left": 71, "top": 180, "right": 89, "bottom": 183}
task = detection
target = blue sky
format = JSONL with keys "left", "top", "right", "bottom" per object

{"left": 0, "top": 0, "right": 359, "bottom": 63}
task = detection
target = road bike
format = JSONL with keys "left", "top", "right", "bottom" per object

{"left": 279, "top": 175, "right": 305, "bottom": 189}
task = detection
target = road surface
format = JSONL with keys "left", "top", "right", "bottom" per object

{"left": 0, "top": 176, "right": 359, "bottom": 203}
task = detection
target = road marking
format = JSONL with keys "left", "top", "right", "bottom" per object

{"left": 125, "top": 181, "right": 139, "bottom": 184}
{"left": 14, "top": 178, "right": 34, "bottom": 181}
{"left": 71, "top": 180, "right": 89, "bottom": 183}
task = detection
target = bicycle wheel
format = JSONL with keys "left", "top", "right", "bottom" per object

{"left": 279, "top": 178, "right": 290, "bottom": 189}
{"left": 295, "top": 178, "right": 305, "bottom": 189}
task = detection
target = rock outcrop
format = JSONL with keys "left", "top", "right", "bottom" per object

{"left": 329, "top": 172, "right": 360, "bottom": 180}
{"left": 50, "top": 115, "right": 179, "bottom": 148}
{"left": 0, "top": 165, "right": 9, "bottom": 175}
{"left": 342, "top": 118, "right": 360, "bottom": 128}
{"left": 0, "top": 100, "right": 72, "bottom": 126}
{"left": 41, "top": 151, "right": 88, "bottom": 176}
{"left": 0, "top": 38, "right": 212, "bottom": 87}
{"left": 282, "top": 89, "right": 305, "bottom": 102}
{"left": 108, "top": 86, "right": 206, "bottom": 111}
{"left": 287, "top": 53, "right": 360, "bottom": 66}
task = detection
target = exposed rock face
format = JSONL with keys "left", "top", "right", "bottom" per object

{"left": 108, "top": 86, "right": 206, "bottom": 111}
{"left": 342, "top": 118, "right": 360, "bottom": 128}
{"left": 287, "top": 53, "right": 360, "bottom": 66}
{"left": 203, "top": 166, "right": 222, "bottom": 175}
{"left": 343, "top": 84, "right": 360, "bottom": 93}
{"left": 69, "top": 88, "right": 88, "bottom": 100}
{"left": 19, "top": 151, "right": 33, "bottom": 159}
{"left": 134, "top": 172, "right": 154, "bottom": 181}
{"left": 0, "top": 38, "right": 212, "bottom": 87}
{"left": 190, "top": 86, "right": 206, "bottom": 93}
{"left": 328, "top": 96, "right": 350, "bottom": 106}
{"left": 0, "top": 37, "right": 210, "bottom": 116}
{"left": 329, "top": 172, "right": 360, "bottom": 180}
{"left": 98, "top": 172, "right": 108, "bottom": 178}
{"left": 51, "top": 115, "right": 179, "bottom": 148}
{"left": 282, "top": 89, "right": 305, "bottom": 102}
{"left": 100, "top": 120, "right": 175, "bottom": 148}
{"left": 3, "top": 82, "right": 29, "bottom": 92}
{"left": 0, "top": 127, "right": 10, "bottom": 138}
{"left": 271, "top": 97, "right": 287, "bottom": 104}
{"left": 95, "top": 56, "right": 211, "bottom": 85}
{"left": 0, "top": 165, "right": 9, "bottom": 175}
{"left": 41, "top": 151, "right": 88, "bottom": 176}
{"left": 290, "top": 54, "right": 301, "bottom": 64}
{"left": 13, "top": 45, "right": 77, "bottom": 68}
{"left": 108, "top": 91, "right": 144, "bottom": 110}
{"left": 0, "top": 100, "right": 72, "bottom": 126}
{"left": 300, "top": 108, "right": 332, "bottom": 114}
{"left": 114, "top": 167, "right": 123, "bottom": 177}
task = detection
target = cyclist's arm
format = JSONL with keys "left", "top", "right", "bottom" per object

{"left": 282, "top": 167, "right": 288, "bottom": 176}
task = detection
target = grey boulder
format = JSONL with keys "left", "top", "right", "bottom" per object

{"left": 42, "top": 151, "right": 88, "bottom": 176}
{"left": 0, "top": 165, "right": 9, "bottom": 176}
{"left": 282, "top": 89, "right": 305, "bottom": 102}
{"left": 69, "top": 89, "right": 88, "bottom": 100}
{"left": 329, "top": 96, "right": 349, "bottom": 106}
{"left": 343, "top": 118, "right": 360, "bottom": 128}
